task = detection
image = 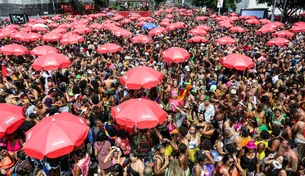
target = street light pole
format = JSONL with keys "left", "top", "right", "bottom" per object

{"left": 271, "top": 0, "right": 277, "bottom": 21}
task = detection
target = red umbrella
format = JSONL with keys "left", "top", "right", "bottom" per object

{"left": 162, "top": 47, "right": 190, "bottom": 63}
{"left": 111, "top": 28, "right": 132, "bottom": 37}
{"left": 20, "top": 32, "right": 42, "bottom": 42}
{"left": 0, "top": 29, "right": 16, "bottom": 39}
{"left": 9, "top": 31, "right": 28, "bottom": 39}
{"left": 131, "top": 35, "right": 153, "bottom": 44}
{"left": 290, "top": 25, "right": 305, "bottom": 33}
{"left": 120, "top": 66, "right": 163, "bottom": 90}
{"left": 161, "top": 18, "right": 171, "bottom": 22}
{"left": 6, "top": 24, "right": 19, "bottom": 29}
{"left": 188, "top": 36, "right": 208, "bottom": 43}
{"left": 267, "top": 38, "right": 290, "bottom": 46}
{"left": 48, "top": 23, "right": 59, "bottom": 28}
{"left": 73, "top": 27, "right": 92, "bottom": 34}
{"left": 160, "top": 21, "right": 170, "bottom": 26}
{"left": 96, "top": 43, "right": 122, "bottom": 54}
{"left": 43, "top": 32, "right": 62, "bottom": 42}
{"left": 136, "top": 21, "right": 146, "bottom": 27}
{"left": 256, "top": 27, "right": 276, "bottom": 34}
{"left": 229, "top": 26, "right": 246, "bottom": 33}
{"left": 218, "top": 22, "right": 233, "bottom": 28}
{"left": 60, "top": 33, "right": 84, "bottom": 45}
{"left": 165, "top": 14, "right": 174, "bottom": 18}
{"left": 215, "top": 36, "right": 236, "bottom": 45}
{"left": 221, "top": 54, "right": 254, "bottom": 70}
{"left": 30, "top": 46, "right": 59, "bottom": 56}
{"left": 23, "top": 112, "right": 89, "bottom": 159}
{"left": 195, "top": 16, "right": 208, "bottom": 21}
{"left": 19, "top": 27, "right": 32, "bottom": 32}
{"left": 245, "top": 19, "right": 261, "bottom": 25}
{"left": 195, "top": 25, "right": 211, "bottom": 31}
{"left": 272, "top": 30, "right": 294, "bottom": 37}
{"left": 188, "top": 28, "right": 207, "bottom": 36}
{"left": 58, "top": 23, "right": 72, "bottom": 29}
{"left": 120, "top": 19, "right": 131, "bottom": 24}
{"left": 52, "top": 28, "right": 67, "bottom": 33}
{"left": 148, "top": 27, "right": 166, "bottom": 36}
{"left": 166, "top": 23, "right": 184, "bottom": 30}
{"left": 0, "top": 104, "right": 25, "bottom": 138}
{"left": 89, "top": 23, "right": 104, "bottom": 29}
{"left": 32, "top": 53, "right": 70, "bottom": 71}
{"left": 111, "top": 98, "right": 167, "bottom": 129}
{"left": 0, "top": 44, "right": 29, "bottom": 55}
{"left": 260, "top": 19, "right": 271, "bottom": 24}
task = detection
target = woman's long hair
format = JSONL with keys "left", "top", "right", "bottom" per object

{"left": 167, "top": 158, "right": 183, "bottom": 176}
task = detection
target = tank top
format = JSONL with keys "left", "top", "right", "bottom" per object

{"left": 240, "top": 153, "right": 257, "bottom": 172}
{"left": 73, "top": 154, "right": 91, "bottom": 176}
{"left": 189, "top": 135, "right": 199, "bottom": 150}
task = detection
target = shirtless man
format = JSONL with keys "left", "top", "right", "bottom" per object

{"left": 292, "top": 120, "right": 305, "bottom": 160}
{"left": 275, "top": 139, "right": 298, "bottom": 174}
{"left": 178, "top": 143, "right": 190, "bottom": 176}
{"left": 34, "top": 100, "right": 49, "bottom": 119}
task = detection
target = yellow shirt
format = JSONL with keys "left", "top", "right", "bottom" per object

{"left": 255, "top": 140, "right": 268, "bottom": 159}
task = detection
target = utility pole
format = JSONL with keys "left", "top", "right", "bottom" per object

{"left": 271, "top": 0, "right": 277, "bottom": 21}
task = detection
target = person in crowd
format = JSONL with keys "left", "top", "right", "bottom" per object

{"left": 94, "top": 130, "right": 112, "bottom": 175}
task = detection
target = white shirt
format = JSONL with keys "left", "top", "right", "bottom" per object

{"left": 198, "top": 103, "right": 215, "bottom": 122}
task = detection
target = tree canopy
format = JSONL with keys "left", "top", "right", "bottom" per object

{"left": 256, "top": 0, "right": 305, "bottom": 19}
{"left": 192, "top": 0, "right": 241, "bottom": 13}
{"left": 69, "top": 0, "right": 84, "bottom": 15}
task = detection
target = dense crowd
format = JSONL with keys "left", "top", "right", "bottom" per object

{"left": 0, "top": 3, "right": 305, "bottom": 176}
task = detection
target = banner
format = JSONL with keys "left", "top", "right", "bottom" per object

{"left": 217, "top": 0, "right": 224, "bottom": 8}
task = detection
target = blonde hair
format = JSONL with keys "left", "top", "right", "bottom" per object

{"left": 167, "top": 158, "right": 183, "bottom": 176}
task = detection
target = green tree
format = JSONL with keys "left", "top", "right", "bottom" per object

{"left": 193, "top": 0, "right": 241, "bottom": 13}
{"left": 256, "top": 0, "right": 305, "bottom": 20}
{"left": 69, "top": 0, "right": 84, "bottom": 15}
{"left": 93, "top": 0, "right": 109, "bottom": 9}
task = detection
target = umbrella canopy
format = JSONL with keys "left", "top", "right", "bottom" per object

{"left": 120, "top": 66, "right": 163, "bottom": 90}
{"left": 111, "top": 28, "right": 132, "bottom": 37}
{"left": 162, "top": 47, "right": 190, "bottom": 63}
{"left": 256, "top": 27, "right": 276, "bottom": 34}
{"left": 142, "top": 23, "right": 157, "bottom": 30}
{"left": 221, "top": 54, "right": 255, "bottom": 70}
{"left": 96, "top": 43, "right": 122, "bottom": 54}
{"left": 245, "top": 19, "right": 261, "bottom": 25}
{"left": 272, "top": 30, "right": 294, "bottom": 37}
{"left": 9, "top": 31, "right": 28, "bottom": 39}
{"left": 30, "top": 46, "right": 59, "bottom": 56}
{"left": 195, "top": 25, "right": 211, "bottom": 31}
{"left": 148, "top": 27, "right": 166, "bottom": 36}
{"left": 32, "top": 53, "right": 70, "bottom": 71}
{"left": 160, "top": 21, "right": 170, "bottom": 26}
{"left": 188, "top": 36, "right": 208, "bottom": 43}
{"left": 60, "top": 34, "right": 84, "bottom": 45}
{"left": 24, "top": 112, "right": 89, "bottom": 160}
{"left": 130, "top": 35, "right": 153, "bottom": 44}
{"left": 195, "top": 16, "right": 208, "bottom": 21}
{"left": 0, "top": 44, "right": 29, "bottom": 55}
{"left": 188, "top": 28, "right": 207, "bottom": 36}
{"left": 0, "top": 104, "right": 25, "bottom": 138}
{"left": 229, "top": 26, "right": 246, "bottom": 33}
{"left": 52, "top": 28, "right": 67, "bottom": 33}
{"left": 215, "top": 36, "right": 236, "bottom": 45}
{"left": 43, "top": 32, "right": 62, "bottom": 42}
{"left": 19, "top": 32, "right": 42, "bottom": 42}
{"left": 267, "top": 37, "right": 290, "bottom": 46}
{"left": 0, "top": 29, "right": 17, "bottom": 39}
{"left": 73, "top": 27, "right": 93, "bottom": 34}
{"left": 111, "top": 98, "right": 167, "bottom": 129}
{"left": 290, "top": 25, "right": 305, "bottom": 33}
